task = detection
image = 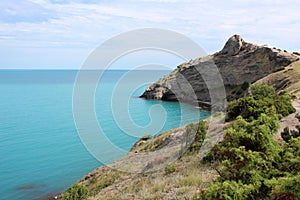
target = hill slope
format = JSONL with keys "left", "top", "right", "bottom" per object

{"left": 60, "top": 37, "right": 300, "bottom": 200}
{"left": 256, "top": 59, "right": 300, "bottom": 96}
{"left": 255, "top": 60, "right": 300, "bottom": 136}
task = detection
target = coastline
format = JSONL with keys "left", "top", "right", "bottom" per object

{"left": 57, "top": 39, "right": 300, "bottom": 199}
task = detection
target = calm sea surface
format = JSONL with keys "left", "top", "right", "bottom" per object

{"left": 0, "top": 70, "right": 209, "bottom": 199}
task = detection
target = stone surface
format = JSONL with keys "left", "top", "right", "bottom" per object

{"left": 140, "top": 35, "right": 299, "bottom": 109}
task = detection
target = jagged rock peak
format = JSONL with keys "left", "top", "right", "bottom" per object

{"left": 219, "top": 34, "right": 246, "bottom": 56}
{"left": 140, "top": 35, "right": 299, "bottom": 110}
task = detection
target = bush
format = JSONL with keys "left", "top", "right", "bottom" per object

{"left": 226, "top": 96, "right": 273, "bottom": 121}
{"left": 187, "top": 121, "right": 207, "bottom": 152}
{"left": 293, "top": 51, "right": 300, "bottom": 56}
{"left": 281, "top": 127, "right": 291, "bottom": 142}
{"left": 241, "top": 82, "right": 250, "bottom": 90}
{"left": 296, "top": 113, "right": 300, "bottom": 122}
{"left": 199, "top": 180, "right": 260, "bottom": 200}
{"left": 267, "top": 174, "right": 300, "bottom": 199}
{"left": 227, "top": 85, "right": 295, "bottom": 121}
{"left": 281, "top": 125, "right": 300, "bottom": 142}
{"left": 201, "top": 84, "right": 299, "bottom": 199}
{"left": 250, "top": 84, "right": 275, "bottom": 100}
{"left": 278, "top": 137, "right": 300, "bottom": 175}
{"left": 165, "top": 164, "right": 176, "bottom": 174}
{"left": 273, "top": 93, "right": 296, "bottom": 117}
{"left": 60, "top": 184, "right": 89, "bottom": 200}
{"left": 204, "top": 113, "right": 280, "bottom": 163}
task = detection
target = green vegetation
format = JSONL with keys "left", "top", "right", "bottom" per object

{"left": 293, "top": 51, "right": 300, "bottom": 56}
{"left": 86, "top": 170, "right": 122, "bottom": 196}
{"left": 251, "top": 83, "right": 275, "bottom": 99}
{"left": 227, "top": 84, "right": 295, "bottom": 121}
{"left": 225, "top": 82, "right": 250, "bottom": 101}
{"left": 281, "top": 126, "right": 300, "bottom": 142}
{"left": 187, "top": 120, "right": 207, "bottom": 152}
{"left": 296, "top": 113, "right": 300, "bottom": 121}
{"left": 141, "top": 134, "right": 152, "bottom": 140}
{"left": 200, "top": 84, "right": 299, "bottom": 199}
{"left": 273, "top": 66, "right": 285, "bottom": 72}
{"left": 60, "top": 184, "right": 89, "bottom": 200}
{"left": 281, "top": 127, "right": 292, "bottom": 142}
{"left": 165, "top": 164, "right": 176, "bottom": 174}
{"left": 62, "top": 83, "right": 299, "bottom": 199}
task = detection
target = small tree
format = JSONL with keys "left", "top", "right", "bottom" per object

{"left": 60, "top": 184, "right": 89, "bottom": 200}
{"left": 250, "top": 84, "right": 275, "bottom": 99}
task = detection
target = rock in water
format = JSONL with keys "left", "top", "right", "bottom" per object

{"left": 140, "top": 35, "right": 298, "bottom": 109}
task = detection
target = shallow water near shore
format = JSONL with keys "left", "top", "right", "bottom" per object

{"left": 0, "top": 70, "right": 210, "bottom": 200}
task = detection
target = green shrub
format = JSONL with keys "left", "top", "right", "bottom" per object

{"left": 281, "top": 125, "right": 300, "bottom": 142}
{"left": 201, "top": 84, "right": 299, "bottom": 199}
{"left": 241, "top": 82, "right": 250, "bottom": 90}
{"left": 186, "top": 121, "right": 207, "bottom": 152}
{"left": 250, "top": 84, "right": 275, "bottom": 100}
{"left": 296, "top": 125, "right": 300, "bottom": 132}
{"left": 226, "top": 96, "right": 274, "bottom": 121}
{"left": 293, "top": 51, "right": 300, "bottom": 56}
{"left": 291, "top": 130, "right": 300, "bottom": 138}
{"left": 278, "top": 137, "right": 300, "bottom": 175}
{"left": 281, "top": 127, "right": 291, "bottom": 142}
{"left": 296, "top": 113, "right": 300, "bottom": 121}
{"left": 60, "top": 184, "right": 89, "bottom": 200}
{"left": 165, "top": 164, "right": 176, "bottom": 174}
{"left": 273, "top": 93, "right": 296, "bottom": 117}
{"left": 199, "top": 180, "right": 260, "bottom": 200}
{"left": 227, "top": 85, "right": 295, "bottom": 121}
{"left": 266, "top": 174, "right": 300, "bottom": 199}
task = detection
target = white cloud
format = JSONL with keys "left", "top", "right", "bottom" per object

{"left": 0, "top": 0, "right": 300, "bottom": 68}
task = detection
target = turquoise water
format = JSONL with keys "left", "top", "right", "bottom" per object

{"left": 0, "top": 70, "right": 209, "bottom": 200}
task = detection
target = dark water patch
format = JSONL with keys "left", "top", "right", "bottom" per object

{"left": 16, "top": 184, "right": 46, "bottom": 191}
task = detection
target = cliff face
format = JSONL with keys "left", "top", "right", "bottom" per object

{"left": 140, "top": 35, "right": 298, "bottom": 107}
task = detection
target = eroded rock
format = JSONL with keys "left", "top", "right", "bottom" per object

{"left": 140, "top": 35, "right": 299, "bottom": 109}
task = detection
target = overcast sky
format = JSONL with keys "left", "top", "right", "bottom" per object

{"left": 0, "top": 0, "right": 299, "bottom": 69}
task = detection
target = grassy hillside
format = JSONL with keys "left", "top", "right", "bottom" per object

{"left": 77, "top": 123, "right": 221, "bottom": 199}
{"left": 256, "top": 59, "right": 300, "bottom": 96}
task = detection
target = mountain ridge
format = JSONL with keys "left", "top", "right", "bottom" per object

{"left": 140, "top": 34, "right": 299, "bottom": 109}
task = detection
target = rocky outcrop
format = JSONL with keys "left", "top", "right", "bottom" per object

{"left": 140, "top": 35, "right": 298, "bottom": 109}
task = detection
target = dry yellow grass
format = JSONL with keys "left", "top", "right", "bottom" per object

{"left": 79, "top": 123, "right": 220, "bottom": 200}
{"left": 88, "top": 153, "right": 218, "bottom": 200}
{"left": 256, "top": 59, "right": 300, "bottom": 96}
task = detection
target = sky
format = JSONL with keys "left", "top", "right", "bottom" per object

{"left": 0, "top": 0, "right": 300, "bottom": 69}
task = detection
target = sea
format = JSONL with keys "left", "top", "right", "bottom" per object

{"left": 0, "top": 70, "right": 210, "bottom": 200}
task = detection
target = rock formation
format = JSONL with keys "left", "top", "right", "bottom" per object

{"left": 140, "top": 35, "right": 298, "bottom": 109}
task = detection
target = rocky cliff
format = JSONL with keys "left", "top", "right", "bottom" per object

{"left": 140, "top": 35, "right": 298, "bottom": 109}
